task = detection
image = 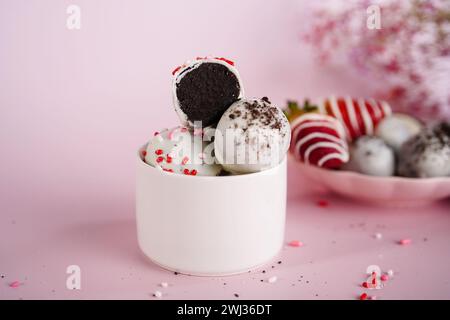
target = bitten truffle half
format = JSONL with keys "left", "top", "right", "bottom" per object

{"left": 172, "top": 57, "right": 244, "bottom": 129}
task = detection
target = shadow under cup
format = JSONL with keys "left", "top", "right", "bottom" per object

{"left": 136, "top": 147, "right": 287, "bottom": 276}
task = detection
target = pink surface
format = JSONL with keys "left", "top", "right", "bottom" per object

{"left": 1, "top": 0, "right": 449, "bottom": 300}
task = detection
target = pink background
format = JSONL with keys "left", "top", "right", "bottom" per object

{"left": 1, "top": 0, "right": 449, "bottom": 300}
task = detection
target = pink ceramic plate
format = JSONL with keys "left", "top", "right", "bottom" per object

{"left": 293, "top": 158, "right": 450, "bottom": 206}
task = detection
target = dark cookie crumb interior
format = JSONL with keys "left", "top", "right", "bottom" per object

{"left": 176, "top": 63, "right": 240, "bottom": 127}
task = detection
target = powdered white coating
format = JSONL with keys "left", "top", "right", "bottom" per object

{"left": 344, "top": 136, "right": 395, "bottom": 176}
{"left": 375, "top": 114, "right": 422, "bottom": 152}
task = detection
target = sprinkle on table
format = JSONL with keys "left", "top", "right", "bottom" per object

{"left": 153, "top": 290, "right": 162, "bottom": 298}
{"left": 399, "top": 239, "right": 412, "bottom": 245}
{"left": 9, "top": 281, "right": 21, "bottom": 288}
{"left": 160, "top": 282, "right": 169, "bottom": 288}
{"left": 288, "top": 240, "right": 304, "bottom": 247}
{"left": 268, "top": 276, "right": 278, "bottom": 283}
{"left": 387, "top": 270, "right": 394, "bottom": 277}
{"left": 374, "top": 233, "right": 383, "bottom": 240}
{"left": 381, "top": 274, "right": 389, "bottom": 282}
{"left": 359, "top": 293, "right": 368, "bottom": 300}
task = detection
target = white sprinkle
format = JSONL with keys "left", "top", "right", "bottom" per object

{"left": 374, "top": 233, "right": 383, "bottom": 240}
{"left": 160, "top": 282, "right": 168, "bottom": 288}
{"left": 153, "top": 290, "right": 162, "bottom": 298}
{"left": 387, "top": 269, "right": 394, "bottom": 277}
{"left": 268, "top": 276, "right": 278, "bottom": 283}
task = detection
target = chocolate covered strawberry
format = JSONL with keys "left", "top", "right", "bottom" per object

{"left": 290, "top": 113, "right": 349, "bottom": 169}
{"left": 318, "top": 96, "right": 392, "bottom": 141}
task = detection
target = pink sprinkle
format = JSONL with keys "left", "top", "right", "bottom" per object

{"left": 380, "top": 274, "right": 389, "bottom": 282}
{"left": 168, "top": 128, "right": 178, "bottom": 140}
{"left": 316, "top": 199, "right": 329, "bottom": 207}
{"left": 181, "top": 156, "right": 189, "bottom": 165}
{"left": 399, "top": 239, "right": 412, "bottom": 245}
{"left": 9, "top": 281, "right": 21, "bottom": 288}
{"left": 288, "top": 240, "right": 303, "bottom": 247}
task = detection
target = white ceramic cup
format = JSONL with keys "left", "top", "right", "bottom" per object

{"left": 136, "top": 147, "right": 287, "bottom": 276}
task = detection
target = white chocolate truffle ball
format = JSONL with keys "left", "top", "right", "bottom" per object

{"left": 344, "top": 136, "right": 395, "bottom": 176}
{"left": 398, "top": 123, "right": 450, "bottom": 178}
{"left": 144, "top": 126, "right": 221, "bottom": 176}
{"left": 214, "top": 97, "right": 291, "bottom": 174}
{"left": 375, "top": 114, "right": 422, "bottom": 152}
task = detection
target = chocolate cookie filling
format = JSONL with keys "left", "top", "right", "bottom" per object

{"left": 176, "top": 62, "right": 241, "bottom": 127}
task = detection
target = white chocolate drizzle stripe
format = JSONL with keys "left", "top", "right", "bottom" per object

{"left": 328, "top": 96, "right": 351, "bottom": 139}
{"left": 318, "top": 152, "right": 349, "bottom": 167}
{"left": 345, "top": 96, "right": 360, "bottom": 137}
{"left": 295, "top": 132, "right": 347, "bottom": 157}
{"left": 292, "top": 121, "right": 342, "bottom": 144}
{"left": 357, "top": 98, "right": 374, "bottom": 135}
{"left": 304, "top": 141, "right": 349, "bottom": 165}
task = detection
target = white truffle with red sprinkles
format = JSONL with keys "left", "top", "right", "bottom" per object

{"left": 172, "top": 57, "right": 244, "bottom": 128}
{"left": 144, "top": 126, "right": 221, "bottom": 176}
{"left": 214, "top": 97, "right": 290, "bottom": 174}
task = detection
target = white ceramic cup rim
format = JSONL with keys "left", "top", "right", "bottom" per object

{"left": 137, "top": 145, "right": 287, "bottom": 180}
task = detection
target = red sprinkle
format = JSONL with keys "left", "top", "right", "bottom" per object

{"left": 190, "top": 169, "right": 197, "bottom": 176}
{"left": 155, "top": 149, "right": 163, "bottom": 155}
{"left": 142, "top": 150, "right": 147, "bottom": 157}
{"left": 399, "top": 239, "right": 412, "bottom": 245}
{"left": 156, "top": 156, "right": 164, "bottom": 163}
{"left": 288, "top": 240, "right": 303, "bottom": 247}
{"left": 316, "top": 199, "right": 329, "bottom": 207}
{"left": 362, "top": 282, "right": 368, "bottom": 288}
{"left": 215, "top": 57, "right": 235, "bottom": 66}
{"left": 182, "top": 156, "right": 189, "bottom": 165}
{"left": 380, "top": 274, "right": 389, "bottom": 282}
{"left": 153, "top": 131, "right": 159, "bottom": 136}
{"left": 9, "top": 281, "right": 20, "bottom": 288}
{"left": 359, "top": 293, "right": 368, "bottom": 300}
{"left": 163, "top": 168, "right": 173, "bottom": 173}
{"left": 166, "top": 155, "right": 173, "bottom": 163}
{"left": 183, "top": 169, "right": 190, "bottom": 175}
{"left": 172, "top": 66, "right": 182, "bottom": 75}
{"left": 180, "top": 127, "right": 188, "bottom": 133}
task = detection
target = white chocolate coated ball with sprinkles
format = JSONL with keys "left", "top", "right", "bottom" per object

{"left": 144, "top": 126, "right": 221, "bottom": 176}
